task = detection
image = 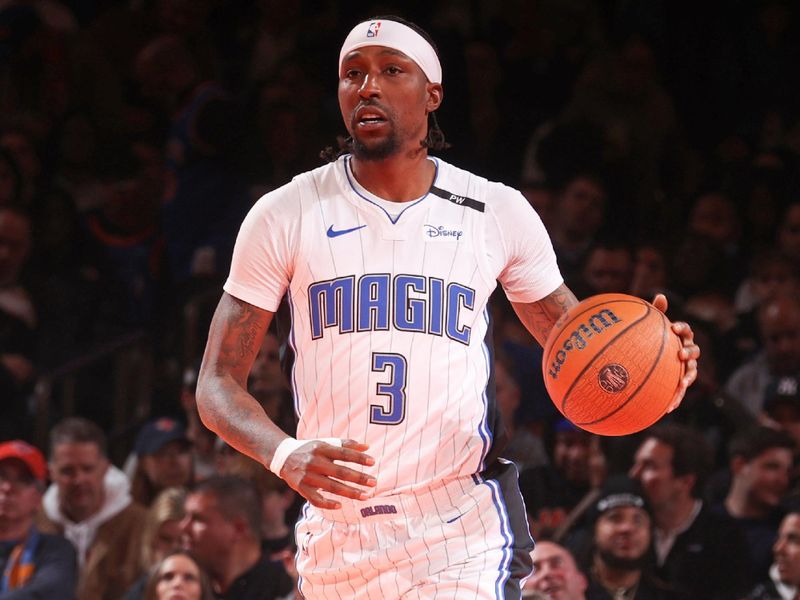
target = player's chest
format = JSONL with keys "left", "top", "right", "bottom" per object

{"left": 297, "top": 198, "right": 483, "bottom": 280}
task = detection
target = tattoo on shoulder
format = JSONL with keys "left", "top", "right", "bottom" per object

{"left": 220, "top": 297, "right": 265, "bottom": 363}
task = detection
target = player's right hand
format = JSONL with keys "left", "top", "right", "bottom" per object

{"left": 279, "top": 439, "right": 376, "bottom": 509}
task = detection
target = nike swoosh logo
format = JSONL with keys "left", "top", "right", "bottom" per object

{"left": 327, "top": 224, "right": 366, "bottom": 238}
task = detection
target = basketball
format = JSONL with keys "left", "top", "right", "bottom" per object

{"left": 542, "top": 293, "right": 684, "bottom": 436}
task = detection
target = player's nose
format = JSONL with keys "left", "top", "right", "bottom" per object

{"left": 358, "top": 72, "right": 381, "bottom": 98}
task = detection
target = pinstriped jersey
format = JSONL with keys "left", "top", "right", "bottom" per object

{"left": 224, "top": 155, "right": 562, "bottom": 496}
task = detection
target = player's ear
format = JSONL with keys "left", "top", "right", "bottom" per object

{"left": 426, "top": 83, "right": 443, "bottom": 113}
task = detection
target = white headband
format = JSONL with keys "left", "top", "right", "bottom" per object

{"left": 338, "top": 19, "right": 442, "bottom": 84}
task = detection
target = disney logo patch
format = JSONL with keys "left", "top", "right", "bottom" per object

{"left": 423, "top": 224, "right": 464, "bottom": 241}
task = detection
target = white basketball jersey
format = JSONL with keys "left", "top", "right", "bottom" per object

{"left": 224, "top": 155, "right": 562, "bottom": 496}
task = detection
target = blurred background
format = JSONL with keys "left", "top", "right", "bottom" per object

{"left": 1, "top": 0, "right": 799, "bottom": 468}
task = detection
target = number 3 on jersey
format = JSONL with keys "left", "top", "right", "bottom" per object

{"left": 370, "top": 353, "right": 407, "bottom": 425}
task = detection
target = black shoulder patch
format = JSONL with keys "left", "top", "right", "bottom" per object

{"left": 429, "top": 186, "right": 485, "bottom": 212}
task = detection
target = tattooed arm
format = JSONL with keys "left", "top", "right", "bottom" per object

{"left": 196, "top": 292, "right": 281, "bottom": 465}
{"left": 511, "top": 283, "right": 579, "bottom": 347}
{"left": 197, "top": 292, "right": 375, "bottom": 508}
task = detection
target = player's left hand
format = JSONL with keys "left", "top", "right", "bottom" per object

{"left": 651, "top": 293, "right": 700, "bottom": 413}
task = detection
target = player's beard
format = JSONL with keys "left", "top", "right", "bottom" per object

{"left": 351, "top": 130, "right": 400, "bottom": 161}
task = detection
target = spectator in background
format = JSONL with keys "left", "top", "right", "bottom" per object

{"left": 224, "top": 453, "right": 298, "bottom": 557}
{"left": 83, "top": 138, "right": 164, "bottom": 329}
{"left": 712, "top": 426, "right": 794, "bottom": 589}
{"left": 38, "top": 417, "right": 146, "bottom": 600}
{"left": 734, "top": 249, "right": 799, "bottom": 318}
{"left": 687, "top": 190, "right": 743, "bottom": 267}
{"left": 560, "top": 30, "right": 692, "bottom": 230}
{"left": 746, "top": 510, "right": 800, "bottom": 600}
{"left": 776, "top": 201, "right": 800, "bottom": 269}
{"left": 0, "top": 126, "right": 43, "bottom": 208}
{"left": 670, "top": 226, "right": 729, "bottom": 293}
{"left": 133, "top": 34, "right": 250, "bottom": 289}
{"left": 0, "top": 148, "right": 23, "bottom": 208}
{"left": 180, "top": 476, "right": 293, "bottom": 599}
{"left": 123, "top": 487, "right": 186, "bottom": 600}
{"left": 576, "top": 239, "right": 634, "bottom": 298}
{"left": 628, "top": 424, "right": 750, "bottom": 599}
{"left": 247, "top": 330, "right": 295, "bottom": 437}
{"left": 762, "top": 377, "right": 800, "bottom": 452}
{"left": 520, "top": 420, "right": 606, "bottom": 540}
{"left": 0, "top": 206, "right": 36, "bottom": 441}
{"left": 629, "top": 241, "right": 674, "bottom": 303}
{"left": 131, "top": 417, "right": 194, "bottom": 507}
{"left": 524, "top": 539, "right": 587, "bottom": 600}
{"left": 578, "top": 475, "right": 675, "bottom": 599}
{"left": 495, "top": 352, "right": 548, "bottom": 472}
{"left": 0, "top": 440, "right": 77, "bottom": 598}
{"left": 546, "top": 171, "right": 608, "bottom": 291}
{"left": 180, "top": 367, "right": 217, "bottom": 481}
{"left": 725, "top": 250, "right": 800, "bottom": 380}
{"left": 725, "top": 293, "right": 800, "bottom": 416}
{"left": 143, "top": 549, "right": 214, "bottom": 600}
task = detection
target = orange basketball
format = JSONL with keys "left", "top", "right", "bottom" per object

{"left": 542, "top": 293, "right": 684, "bottom": 436}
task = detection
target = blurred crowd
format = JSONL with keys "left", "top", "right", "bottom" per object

{"left": 2, "top": 0, "right": 800, "bottom": 598}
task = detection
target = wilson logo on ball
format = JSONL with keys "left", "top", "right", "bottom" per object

{"left": 547, "top": 309, "right": 621, "bottom": 379}
{"left": 598, "top": 364, "right": 629, "bottom": 393}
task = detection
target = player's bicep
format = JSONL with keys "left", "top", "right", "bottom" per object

{"left": 202, "top": 292, "right": 275, "bottom": 386}
{"left": 511, "top": 283, "right": 578, "bottom": 347}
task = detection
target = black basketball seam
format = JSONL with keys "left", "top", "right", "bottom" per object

{"left": 571, "top": 306, "right": 669, "bottom": 426}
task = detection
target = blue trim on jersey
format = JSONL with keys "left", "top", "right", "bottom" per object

{"left": 343, "top": 156, "right": 440, "bottom": 224}
{"left": 287, "top": 289, "right": 301, "bottom": 418}
{"left": 477, "top": 306, "right": 493, "bottom": 470}
{"left": 295, "top": 502, "right": 312, "bottom": 595}
{"left": 485, "top": 477, "right": 515, "bottom": 599}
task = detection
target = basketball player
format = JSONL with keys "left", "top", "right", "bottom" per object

{"left": 196, "top": 16, "right": 700, "bottom": 598}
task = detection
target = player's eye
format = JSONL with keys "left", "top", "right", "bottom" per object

{"left": 344, "top": 69, "right": 362, "bottom": 79}
{"left": 386, "top": 65, "right": 402, "bottom": 75}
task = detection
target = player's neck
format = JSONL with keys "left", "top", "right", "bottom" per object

{"left": 349, "top": 151, "right": 435, "bottom": 202}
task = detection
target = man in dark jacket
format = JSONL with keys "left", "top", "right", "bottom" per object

{"left": 629, "top": 423, "right": 751, "bottom": 599}
{"left": 181, "top": 476, "right": 294, "bottom": 599}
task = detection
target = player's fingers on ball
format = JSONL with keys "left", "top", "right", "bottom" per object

{"left": 667, "top": 388, "right": 687, "bottom": 413}
{"left": 682, "top": 360, "right": 698, "bottom": 386}
{"left": 651, "top": 293, "right": 668, "bottom": 313}
{"left": 679, "top": 344, "right": 699, "bottom": 360}
{"left": 671, "top": 321, "right": 692, "bottom": 339}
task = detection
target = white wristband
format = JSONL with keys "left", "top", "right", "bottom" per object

{"left": 269, "top": 437, "right": 343, "bottom": 476}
